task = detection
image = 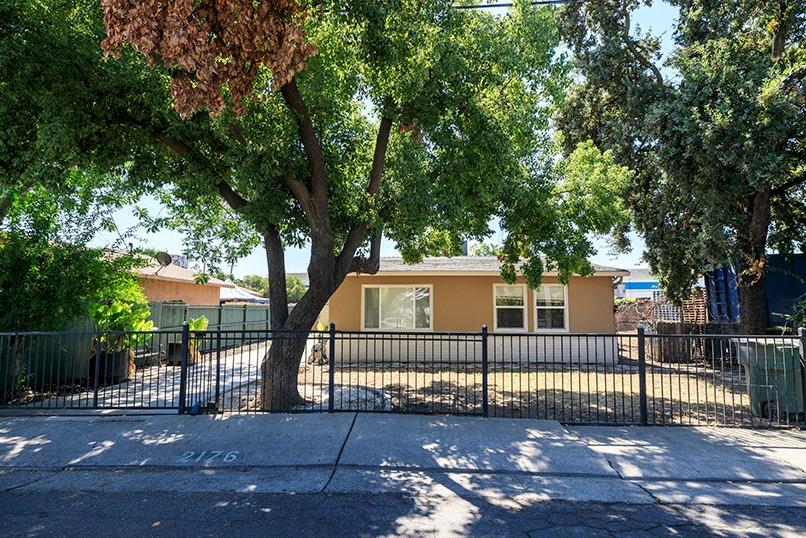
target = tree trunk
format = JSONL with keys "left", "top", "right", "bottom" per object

{"left": 264, "top": 229, "right": 289, "bottom": 331}
{"left": 738, "top": 270, "right": 769, "bottom": 335}
{"left": 260, "top": 282, "right": 334, "bottom": 410}
{"left": 737, "top": 191, "right": 772, "bottom": 334}
{"left": 259, "top": 227, "right": 342, "bottom": 410}
{"left": 260, "top": 334, "right": 310, "bottom": 410}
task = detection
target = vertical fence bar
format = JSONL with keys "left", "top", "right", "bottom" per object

{"left": 178, "top": 323, "right": 189, "bottom": 414}
{"left": 638, "top": 326, "right": 648, "bottom": 426}
{"left": 214, "top": 330, "right": 222, "bottom": 411}
{"left": 328, "top": 323, "right": 336, "bottom": 413}
{"left": 481, "top": 325, "right": 489, "bottom": 417}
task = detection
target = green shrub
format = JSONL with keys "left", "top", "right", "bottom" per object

{"left": 782, "top": 299, "right": 806, "bottom": 333}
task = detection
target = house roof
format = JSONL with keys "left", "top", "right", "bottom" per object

{"left": 220, "top": 281, "right": 270, "bottom": 302}
{"left": 288, "top": 272, "right": 310, "bottom": 287}
{"left": 137, "top": 263, "right": 234, "bottom": 288}
{"left": 624, "top": 268, "right": 657, "bottom": 282}
{"left": 362, "top": 256, "right": 629, "bottom": 276}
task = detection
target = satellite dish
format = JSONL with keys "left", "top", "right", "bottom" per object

{"left": 155, "top": 252, "right": 173, "bottom": 267}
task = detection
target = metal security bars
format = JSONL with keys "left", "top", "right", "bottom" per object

{"left": 185, "top": 329, "right": 329, "bottom": 413}
{"left": 0, "top": 330, "right": 183, "bottom": 410}
{"left": 2, "top": 326, "right": 805, "bottom": 428}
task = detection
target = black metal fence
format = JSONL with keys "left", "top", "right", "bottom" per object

{"left": 2, "top": 325, "right": 804, "bottom": 428}
{"left": 0, "top": 330, "right": 183, "bottom": 410}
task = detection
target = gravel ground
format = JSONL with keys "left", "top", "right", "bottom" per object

{"left": 210, "top": 357, "right": 787, "bottom": 427}
{"left": 217, "top": 379, "right": 392, "bottom": 412}
{"left": 326, "top": 365, "right": 781, "bottom": 426}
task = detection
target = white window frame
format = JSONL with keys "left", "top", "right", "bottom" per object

{"left": 492, "top": 283, "right": 528, "bottom": 332}
{"left": 533, "top": 284, "right": 569, "bottom": 333}
{"left": 360, "top": 284, "right": 434, "bottom": 331}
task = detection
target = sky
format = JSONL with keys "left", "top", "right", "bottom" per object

{"left": 89, "top": 1, "right": 679, "bottom": 278}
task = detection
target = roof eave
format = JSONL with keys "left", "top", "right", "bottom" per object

{"left": 347, "top": 270, "right": 629, "bottom": 278}
{"left": 137, "top": 274, "right": 234, "bottom": 288}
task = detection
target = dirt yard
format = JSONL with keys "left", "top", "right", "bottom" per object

{"left": 213, "top": 358, "right": 791, "bottom": 428}
{"left": 325, "top": 364, "right": 767, "bottom": 426}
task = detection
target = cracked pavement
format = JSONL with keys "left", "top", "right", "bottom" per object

{"left": 1, "top": 413, "right": 806, "bottom": 536}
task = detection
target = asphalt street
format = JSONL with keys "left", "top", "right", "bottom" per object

{"left": 2, "top": 491, "right": 805, "bottom": 537}
{"left": 2, "top": 413, "right": 805, "bottom": 536}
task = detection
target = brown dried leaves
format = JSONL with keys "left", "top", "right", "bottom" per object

{"left": 101, "top": 0, "right": 316, "bottom": 118}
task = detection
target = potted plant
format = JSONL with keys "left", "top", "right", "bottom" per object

{"left": 90, "top": 301, "right": 156, "bottom": 383}
{"left": 166, "top": 316, "right": 209, "bottom": 366}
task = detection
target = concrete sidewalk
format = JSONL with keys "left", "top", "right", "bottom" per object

{"left": 1, "top": 413, "right": 805, "bottom": 508}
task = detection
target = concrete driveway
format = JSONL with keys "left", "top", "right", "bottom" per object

{"left": 2, "top": 413, "right": 805, "bottom": 509}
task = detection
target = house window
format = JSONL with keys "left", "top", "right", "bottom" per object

{"left": 493, "top": 284, "right": 527, "bottom": 331}
{"left": 535, "top": 284, "right": 567, "bottom": 331}
{"left": 363, "top": 286, "right": 432, "bottom": 330}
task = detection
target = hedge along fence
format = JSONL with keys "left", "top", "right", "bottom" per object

{"left": 148, "top": 302, "right": 274, "bottom": 351}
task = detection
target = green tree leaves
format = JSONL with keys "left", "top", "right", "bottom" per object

{"left": 556, "top": 0, "right": 805, "bottom": 331}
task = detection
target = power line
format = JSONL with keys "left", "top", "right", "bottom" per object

{"left": 453, "top": 0, "right": 588, "bottom": 9}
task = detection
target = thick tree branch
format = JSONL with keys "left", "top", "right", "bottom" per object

{"left": 263, "top": 225, "right": 289, "bottom": 330}
{"left": 347, "top": 231, "right": 382, "bottom": 274}
{"left": 228, "top": 122, "right": 247, "bottom": 145}
{"left": 622, "top": 12, "right": 664, "bottom": 87}
{"left": 284, "top": 173, "right": 315, "bottom": 226}
{"left": 152, "top": 131, "right": 251, "bottom": 212}
{"left": 153, "top": 132, "right": 191, "bottom": 157}
{"left": 368, "top": 117, "right": 393, "bottom": 196}
{"left": 280, "top": 78, "right": 330, "bottom": 222}
{"left": 336, "top": 117, "right": 393, "bottom": 275}
{"left": 771, "top": 0, "right": 790, "bottom": 61}
{"left": 771, "top": 172, "right": 805, "bottom": 196}
{"left": 217, "top": 180, "right": 250, "bottom": 211}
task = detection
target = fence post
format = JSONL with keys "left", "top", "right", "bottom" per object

{"left": 178, "top": 322, "right": 189, "bottom": 414}
{"left": 92, "top": 333, "right": 101, "bottom": 408}
{"left": 637, "top": 326, "right": 648, "bottom": 426}
{"left": 799, "top": 327, "right": 806, "bottom": 425}
{"left": 214, "top": 329, "right": 222, "bottom": 412}
{"left": 481, "top": 325, "right": 489, "bottom": 417}
{"left": 328, "top": 322, "right": 336, "bottom": 413}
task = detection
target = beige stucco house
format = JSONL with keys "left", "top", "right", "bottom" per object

{"left": 327, "top": 257, "right": 628, "bottom": 364}
{"left": 137, "top": 263, "right": 233, "bottom": 305}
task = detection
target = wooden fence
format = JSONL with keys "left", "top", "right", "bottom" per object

{"left": 148, "top": 302, "right": 271, "bottom": 332}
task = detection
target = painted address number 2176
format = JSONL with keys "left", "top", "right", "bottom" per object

{"left": 177, "top": 451, "right": 239, "bottom": 463}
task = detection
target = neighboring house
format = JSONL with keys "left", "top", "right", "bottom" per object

{"left": 288, "top": 272, "right": 310, "bottom": 288}
{"left": 615, "top": 268, "right": 660, "bottom": 299}
{"left": 137, "top": 263, "right": 234, "bottom": 305}
{"left": 220, "top": 281, "right": 271, "bottom": 304}
{"left": 326, "top": 257, "right": 628, "bottom": 364}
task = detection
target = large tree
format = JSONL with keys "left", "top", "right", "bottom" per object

{"left": 3, "top": 0, "right": 631, "bottom": 409}
{"left": 0, "top": 0, "right": 154, "bottom": 226}
{"left": 556, "top": 0, "right": 805, "bottom": 333}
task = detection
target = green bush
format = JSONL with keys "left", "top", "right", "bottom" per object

{"left": 0, "top": 232, "right": 138, "bottom": 332}
{"left": 0, "top": 232, "right": 154, "bottom": 400}
{"left": 782, "top": 299, "right": 806, "bottom": 333}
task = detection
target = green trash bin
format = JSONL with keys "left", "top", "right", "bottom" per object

{"left": 734, "top": 338, "right": 805, "bottom": 417}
